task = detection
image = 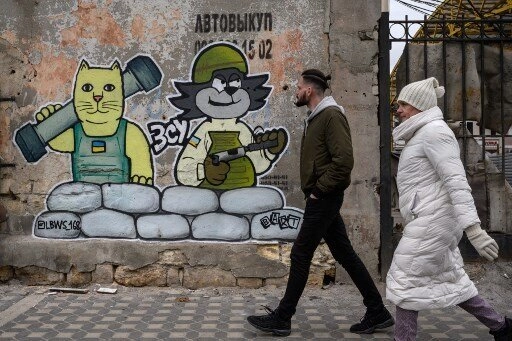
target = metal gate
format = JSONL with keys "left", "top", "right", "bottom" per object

{"left": 378, "top": 10, "right": 512, "bottom": 275}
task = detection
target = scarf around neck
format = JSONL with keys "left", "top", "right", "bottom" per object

{"left": 392, "top": 106, "right": 444, "bottom": 142}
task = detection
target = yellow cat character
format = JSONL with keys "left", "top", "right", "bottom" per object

{"left": 35, "top": 60, "right": 153, "bottom": 185}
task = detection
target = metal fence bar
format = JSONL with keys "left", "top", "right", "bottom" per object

{"left": 378, "top": 6, "right": 393, "bottom": 278}
{"left": 478, "top": 20, "right": 491, "bottom": 228}
{"left": 461, "top": 14, "right": 468, "bottom": 168}
{"left": 480, "top": 20, "right": 486, "bottom": 164}
{"left": 390, "top": 37, "right": 511, "bottom": 42}
{"left": 405, "top": 15, "right": 410, "bottom": 83}
{"left": 442, "top": 15, "right": 448, "bottom": 120}
{"left": 423, "top": 15, "right": 428, "bottom": 79}
{"left": 500, "top": 24, "right": 506, "bottom": 178}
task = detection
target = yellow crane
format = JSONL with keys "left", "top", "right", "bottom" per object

{"left": 422, "top": 0, "right": 512, "bottom": 37}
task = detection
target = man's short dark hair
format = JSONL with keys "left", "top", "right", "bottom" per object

{"left": 301, "top": 69, "right": 331, "bottom": 92}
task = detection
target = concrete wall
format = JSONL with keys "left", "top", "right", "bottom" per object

{"left": 0, "top": 0, "right": 382, "bottom": 287}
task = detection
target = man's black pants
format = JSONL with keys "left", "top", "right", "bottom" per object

{"left": 276, "top": 192, "right": 385, "bottom": 320}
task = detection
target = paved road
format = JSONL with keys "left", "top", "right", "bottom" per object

{"left": 1, "top": 277, "right": 510, "bottom": 340}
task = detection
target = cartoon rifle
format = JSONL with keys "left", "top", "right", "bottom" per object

{"left": 14, "top": 55, "right": 162, "bottom": 163}
{"left": 210, "top": 139, "right": 278, "bottom": 166}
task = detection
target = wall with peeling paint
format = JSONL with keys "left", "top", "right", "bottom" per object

{"left": 0, "top": 0, "right": 382, "bottom": 287}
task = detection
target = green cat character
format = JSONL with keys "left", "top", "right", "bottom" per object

{"left": 35, "top": 60, "right": 154, "bottom": 185}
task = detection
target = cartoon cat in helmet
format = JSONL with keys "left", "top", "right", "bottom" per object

{"left": 169, "top": 42, "right": 287, "bottom": 189}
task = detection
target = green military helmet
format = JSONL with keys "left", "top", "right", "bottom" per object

{"left": 192, "top": 43, "right": 248, "bottom": 84}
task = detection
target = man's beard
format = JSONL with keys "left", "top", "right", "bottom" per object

{"left": 294, "top": 94, "right": 308, "bottom": 107}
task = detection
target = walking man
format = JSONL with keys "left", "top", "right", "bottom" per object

{"left": 246, "top": 69, "right": 394, "bottom": 336}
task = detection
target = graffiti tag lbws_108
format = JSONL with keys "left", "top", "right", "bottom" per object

{"left": 35, "top": 212, "right": 82, "bottom": 239}
{"left": 37, "top": 219, "right": 81, "bottom": 231}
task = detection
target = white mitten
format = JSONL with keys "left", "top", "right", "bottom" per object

{"left": 465, "top": 223, "right": 499, "bottom": 261}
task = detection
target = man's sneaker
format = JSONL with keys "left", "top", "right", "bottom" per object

{"left": 490, "top": 317, "right": 512, "bottom": 341}
{"left": 350, "top": 308, "right": 395, "bottom": 334}
{"left": 247, "top": 306, "right": 291, "bottom": 336}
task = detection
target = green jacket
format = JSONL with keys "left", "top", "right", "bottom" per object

{"left": 300, "top": 97, "right": 354, "bottom": 198}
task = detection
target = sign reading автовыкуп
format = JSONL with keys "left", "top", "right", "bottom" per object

{"left": 194, "top": 13, "right": 273, "bottom": 60}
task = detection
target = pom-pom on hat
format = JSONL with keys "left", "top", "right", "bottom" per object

{"left": 397, "top": 77, "right": 445, "bottom": 112}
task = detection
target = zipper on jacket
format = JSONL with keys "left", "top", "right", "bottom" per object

{"left": 410, "top": 192, "right": 419, "bottom": 219}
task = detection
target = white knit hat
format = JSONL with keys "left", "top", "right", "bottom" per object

{"left": 397, "top": 77, "right": 445, "bottom": 111}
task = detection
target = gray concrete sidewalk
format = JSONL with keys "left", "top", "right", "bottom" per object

{"left": 0, "top": 262, "right": 510, "bottom": 340}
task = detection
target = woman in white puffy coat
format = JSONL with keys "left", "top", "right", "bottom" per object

{"left": 386, "top": 77, "right": 511, "bottom": 341}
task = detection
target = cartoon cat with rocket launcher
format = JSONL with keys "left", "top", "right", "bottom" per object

{"left": 34, "top": 60, "right": 154, "bottom": 185}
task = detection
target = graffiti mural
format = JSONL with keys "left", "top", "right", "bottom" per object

{"left": 147, "top": 42, "right": 302, "bottom": 241}
{"left": 150, "top": 42, "right": 287, "bottom": 189}
{"left": 14, "top": 45, "right": 303, "bottom": 242}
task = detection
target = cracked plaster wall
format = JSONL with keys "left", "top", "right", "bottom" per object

{"left": 0, "top": 0, "right": 382, "bottom": 285}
